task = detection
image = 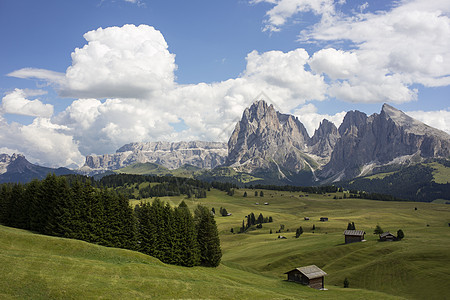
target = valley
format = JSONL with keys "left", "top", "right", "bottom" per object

{"left": 1, "top": 185, "right": 449, "bottom": 299}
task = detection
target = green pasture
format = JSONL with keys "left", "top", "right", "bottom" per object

{"left": 1, "top": 187, "right": 450, "bottom": 299}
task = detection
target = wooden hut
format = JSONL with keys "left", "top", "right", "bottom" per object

{"left": 285, "top": 265, "right": 327, "bottom": 289}
{"left": 343, "top": 230, "right": 365, "bottom": 244}
{"left": 319, "top": 217, "right": 328, "bottom": 222}
{"left": 379, "top": 232, "right": 396, "bottom": 241}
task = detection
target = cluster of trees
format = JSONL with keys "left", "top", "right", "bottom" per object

{"left": 247, "top": 184, "right": 338, "bottom": 194}
{"left": 136, "top": 200, "right": 221, "bottom": 267}
{"left": 342, "top": 162, "right": 450, "bottom": 202}
{"left": 218, "top": 207, "right": 229, "bottom": 216}
{"left": 0, "top": 174, "right": 221, "bottom": 267}
{"left": 347, "top": 222, "right": 356, "bottom": 230}
{"left": 240, "top": 212, "right": 273, "bottom": 233}
{"left": 243, "top": 191, "right": 264, "bottom": 197}
{"left": 374, "top": 224, "right": 405, "bottom": 241}
{"left": 99, "top": 174, "right": 210, "bottom": 199}
{"left": 0, "top": 174, "right": 136, "bottom": 249}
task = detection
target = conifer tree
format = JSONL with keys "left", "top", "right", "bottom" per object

{"left": 194, "top": 205, "right": 221, "bottom": 267}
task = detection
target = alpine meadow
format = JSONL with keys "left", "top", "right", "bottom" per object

{"left": 1, "top": 1, "right": 450, "bottom": 299}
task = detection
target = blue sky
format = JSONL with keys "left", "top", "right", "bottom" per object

{"left": 0, "top": 0, "right": 449, "bottom": 167}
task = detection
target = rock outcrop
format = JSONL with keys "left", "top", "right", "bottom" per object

{"left": 307, "top": 119, "right": 340, "bottom": 160}
{"left": 319, "top": 104, "right": 450, "bottom": 181}
{"left": 80, "top": 141, "right": 228, "bottom": 175}
{"left": 226, "top": 100, "right": 316, "bottom": 176}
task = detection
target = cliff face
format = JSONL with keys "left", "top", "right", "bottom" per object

{"left": 80, "top": 141, "right": 228, "bottom": 175}
{"left": 308, "top": 119, "right": 340, "bottom": 160}
{"left": 319, "top": 104, "right": 450, "bottom": 181}
{"left": 226, "top": 100, "right": 318, "bottom": 179}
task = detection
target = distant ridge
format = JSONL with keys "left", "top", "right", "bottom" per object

{"left": 0, "top": 153, "right": 74, "bottom": 184}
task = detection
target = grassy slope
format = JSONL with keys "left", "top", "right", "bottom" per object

{"left": 0, "top": 225, "right": 397, "bottom": 299}
{"left": 183, "top": 189, "right": 450, "bottom": 300}
{"left": 1, "top": 188, "right": 449, "bottom": 299}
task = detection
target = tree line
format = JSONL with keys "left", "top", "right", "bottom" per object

{"left": 0, "top": 174, "right": 221, "bottom": 267}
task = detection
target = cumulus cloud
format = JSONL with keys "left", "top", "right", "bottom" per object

{"left": 293, "top": 103, "right": 346, "bottom": 136}
{"left": 253, "top": 0, "right": 450, "bottom": 104}
{"left": 9, "top": 25, "right": 176, "bottom": 99}
{"left": 303, "top": 0, "right": 450, "bottom": 102}
{"left": 0, "top": 115, "right": 84, "bottom": 167}
{"left": 1, "top": 89, "right": 53, "bottom": 117}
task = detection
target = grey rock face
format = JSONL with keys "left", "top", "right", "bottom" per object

{"left": 80, "top": 141, "right": 228, "bottom": 175}
{"left": 319, "top": 104, "right": 450, "bottom": 181}
{"left": 308, "top": 119, "right": 340, "bottom": 159}
{"left": 226, "top": 100, "right": 313, "bottom": 174}
{"left": 0, "top": 153, "right": 25, "bottom": 174}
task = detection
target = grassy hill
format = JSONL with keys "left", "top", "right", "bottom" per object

{"left": 0, "top": 225, "right": 398, "bottom": 299}
{"left": 2, "top": 187, "right": 449, "bottom": 299}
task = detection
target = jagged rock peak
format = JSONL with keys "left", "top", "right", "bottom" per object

{"left": 311, "top": 119, "right": 338, "bottom": 144}
{"left": 381, "top": 103, "right": 449, "bottom": 139}
{"left": 338, "top": 110, "right": 367, "bottom": 136}
{"left": 226, "top": 99, "right": 313, "bottom": 174}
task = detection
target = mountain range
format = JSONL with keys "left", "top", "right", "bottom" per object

{"left": 1, "top": 100, "right": 449, "bottom": 200}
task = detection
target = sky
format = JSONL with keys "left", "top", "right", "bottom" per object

{"left": 1, "top": 0, "right": 449, "bottom": 168}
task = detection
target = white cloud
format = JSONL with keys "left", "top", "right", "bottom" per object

{"left": 8, "top": 68, "right": 65, "bottom": 85}
{"left": 252, "top": 0, "right": 337, "bottom": 32}
{"left": 293, "top": 103, "right": 346, "bottom": 136}
{"left": 1, "top": 89, "right": 53, "bottom": 117}
{"left": 0, "top": 116, "right": 84, "bottom": 167}
{"left": 407, "top": 109, "right": 450, "bottom": 134}
{"left": 302, "top": 0, "right": 450, "bottom": 101}
{"left": 9, "top": 25, "right": 176, "bottom": 99}
{"left": 309, "top": 48, "right": 360, "bottom": 80}
{"left": 253, "top": 0, "right": 450, "bottom": 103}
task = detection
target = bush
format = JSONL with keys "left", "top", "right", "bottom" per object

{"left": 344, "top": 278, "right": 349, "bottom": 288}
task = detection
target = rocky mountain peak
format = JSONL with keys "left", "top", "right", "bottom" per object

{"left": 226, "top": 100, "right": 313, "bottom": 175}
{"left": 308, "top": 119, "right": 340, "bottom": 159}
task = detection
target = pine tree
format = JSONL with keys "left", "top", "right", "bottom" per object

{"left": 173, "top": 201, "right": 199, "bottom": 266}
{"left": 344, "top": 278, "right": 349, "bottom": 288}
{"left": 373, "top": 224, "right": 384, "bottom": 234}
{"left": 255, "top": 191, "right": 258, "bottom": 196}
{"left": 243, "top": 191, "right": 247, "bottom": 197}
{"left": 295, "top": 226, "right": 303, "bottom": 238}
{"left": 194, "top": 205, "right": 221, "bottom": 267}
{"left": 259, "top": 191, "right": 264, "bottom": 197}
{"left": 396, "top": 229, "right": 404, "bottom": 240}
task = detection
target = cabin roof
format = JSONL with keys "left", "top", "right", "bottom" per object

{"left": 285, "top": 265, "right": 327, "bottom": 279}
{"left": 343, "top": 230, "right": 366, "bottom": 236}
{"left": 380, "top": 232, "right": 395, "bottom": 238}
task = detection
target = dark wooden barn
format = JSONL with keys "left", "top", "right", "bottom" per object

{"left": 319, "top": 217, "right": 328, "bottom": 222}
{"left": 285, "top": 265, "right": 327, "bottom": 290}
{"left": 379, "top": 232, "right": 396, "bottom": 241}
{"left": 343, "top": 230, "right": 366, "bottom": 244}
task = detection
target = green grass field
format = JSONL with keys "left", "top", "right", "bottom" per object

{"left": 1, "top": 188, "right": 450, "bottom": 299}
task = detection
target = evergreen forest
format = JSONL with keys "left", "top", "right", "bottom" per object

{"left": 0, "top": 174, "right": 221, "bottom": 267}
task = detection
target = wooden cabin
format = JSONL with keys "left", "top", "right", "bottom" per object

{"left": 319, "top": 217, "right": 328, "bottom": 222}
{"left": 343, "top": 230, "right": 365, "bottom": 244}
{"left": 285, "top": 265, "right": 327, "bottom": 290}
{"left": 379, "top": 232, "right": 396, "bottom": 241}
